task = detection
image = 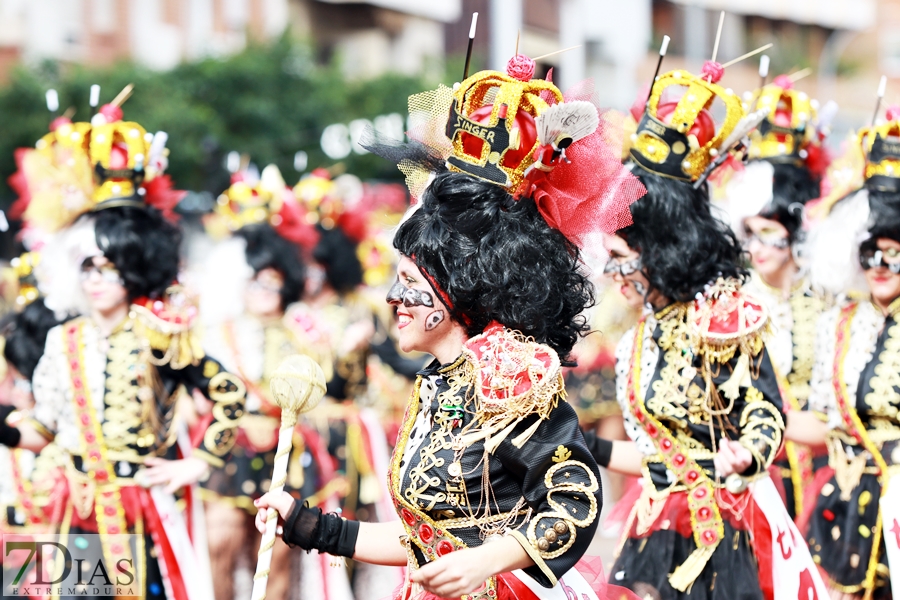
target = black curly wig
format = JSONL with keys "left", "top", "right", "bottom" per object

{"left": 312, "top": 225, "right": 363, "bottom": 295}
{"left": 2, "top": 299, "right": 68, "bottom": 380}
{"left": 392, "top": 171, "right": 594, "bottom": 361}
{"left": 92, "top": 205, "right": 182, "bottom": 301}
{"left": 621, "top": 169, "right": 746, "bottom": 302}
{"left": 862, "top": 189, "right": 900, "bottom": 248}
{"left": 756, "top": 161, "right": 821, "bottom": 242}
{"left": 237, "top": 223, "right": 307, "bottom": 310}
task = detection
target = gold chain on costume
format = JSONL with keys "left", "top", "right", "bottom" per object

{"left": 63, "top": 320, "right": 134, "bottom": 573}
{"left": 832, "top": 303, "right": 892, "bottom": 600}
{"left": 626, "top": 318, "right": 724, "bottom": 592}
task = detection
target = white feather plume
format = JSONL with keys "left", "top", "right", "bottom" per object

{"left": 535, "top": 101, "right": 599, "bottom": 147}
{"left": 191, "top": 235, "right": 255, "bottom": 328}
{"left": 807, "top": 188, "right": 870, "bottom": 298}
{"left": 718, "top": 160, "right": 775, "bottom": 239}
{"left": 37, "top": 217, "right": 100, "bottom": 318}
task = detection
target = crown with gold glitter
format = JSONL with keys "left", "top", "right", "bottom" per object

{"left": 212, "top": 164, "right": 292, "bottom": 232}
{"left": 293, "top": 168, "right": 344, "bottom": 230}
{"left": 444, "top": 56, "right": 563, "bottom": 191}
{"left": 858, "top": 107, "right": 900, "bottom": 193}
{"left": 747, "top": 75, "right": 818, "bottom": 165}
{"left": 630, "top": 63, "right": 750, "bottom": 183}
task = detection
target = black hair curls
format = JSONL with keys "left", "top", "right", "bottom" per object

{"left": 93, "top": 205, "right": 182, "bottom": 301}
{"left": 393, "top": 171, "right": 594, "bottom": 361}
{"left": 237, "top": 223, "right": 307, "bottom": 310}
{"left": 863, "top": 189, "right": 900, "bottom": 249}
{"left": 757, "top": 162, "right": 821, "bottom": 241}
{"left": 2, "top": 299, "right": 68, "bottom": 381}
{"left": 312, "top": 225, "right": 363, "bottom": 295}
{"left": 620, "top": 170, "right": 746, "bottom": 302}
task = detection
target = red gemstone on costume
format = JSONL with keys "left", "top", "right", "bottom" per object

{"left": 22, "top": 501, "right": 32, "bottom": 510}
{"left": 80, "top": 415, "right": 90, "bottom": 426}
{"left": 488, "top": 590, "right": 497, "bottom": 597}
{"left": 437, "top": 540, "right": 454, "bottom": 556}
{"left": 89, "top": 451, "right": 101, "bottom": 461}
{"left": 646, "top": 424, "right": 658, "bottom": 437}
{"left": 698, "top": 507, "right": 711, "bottom": 520}
{"left": 636, "top": 412, "right": 645, "bottom": 423}
{"left": 401, "top": 508, "right": 416, "bottom": 527}
{"left": 70, "top": 360, "right": 79, "bottom": 370}
{"left": 673, "top": 454, "right": 685, "bottom": 467}
{"left": 95, "top": 470, "right": 108, "bottom": 482}
{"left": 85, "top": 433, "right": 95, "bottom": 443}
{"left": 823, "top": 509, "right": 835, "bottom": 521}
{"left": 686, "top": 470, "right": 699, "bottom": 483}
{"left": 701, "top": 529, "right": 718, "bottom": 544}
{"left": 418, "top": 523, "right": 435, "bottom": 544}
{"left": 73, "top": 378, "right": 82, "bottom": 390}
{"left": 76, "top": 396, "right": 86, "bottom": 407}
{"left": 108, "top": 526, "right": 120, "bottom": 534}
{"left": 68, "top": 326, "right": 78, "bottom": 334}
{"left": 661, "top": 439, "right": 672, "bottom": 451}
{"left": 694, "top": 487, "right": 707, "bottom": 499}
{"left": 105, "top": 506, "right": 117, "bottom": 516}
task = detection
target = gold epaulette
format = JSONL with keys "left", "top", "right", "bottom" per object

{"left": 691, "top": 277, "right": 769, "bottom": 365}
{"left": 130, "top": 288, "right": 205, "bottom": 370}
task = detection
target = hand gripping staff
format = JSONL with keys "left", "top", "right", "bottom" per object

{"left": 250, "top": 355, "right": 327, "bottom": 600}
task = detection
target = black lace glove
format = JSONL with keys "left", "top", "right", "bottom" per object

{"left": 581, "top": 428, "right": 613, "bottom": 468}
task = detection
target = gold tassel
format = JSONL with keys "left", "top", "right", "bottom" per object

{"left": 668, "top": 544, "right": 716, "bottom": 592}
{"left": 717, "top": 352, "right": 750, "bottom": 401}
{"left": 511, "top": 417, "right": 543, "bottom": 448}
{"left": 483, "top": 418, "right": 523, "bottom": 454}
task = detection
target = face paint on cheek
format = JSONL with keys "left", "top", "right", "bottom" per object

{"left": 404, "top": 288, "right": 434, "bottom": 308}
{"left": 632, "top": 280, "right": 646, "bottom": 297}
{"left": 424, "top": 310, "right": 445, "bottom": 331}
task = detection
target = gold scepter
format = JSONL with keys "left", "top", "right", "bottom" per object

{"left": 251, "top": 355, "right": 327, "bottom": 600}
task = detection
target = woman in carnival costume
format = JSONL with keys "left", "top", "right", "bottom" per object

{"left": 0, "top": 99, "right": 245, "bottom": 600}
{"left": 789, "top": 106, "right": 900, "bottom": 600}
{"left": 254, "top": 53, "right": 646, "bottom": 600}
{"left": 0, "top": 266, "right": 70, "bottom": 536}
{"left": 193, "top": 163, "right": 337, "bottom": 600}
{"left": 719, "top": 74, "right": 831, "bottom": 520}
{"left": 589, "top": 60, "right": 828, "bottom": 599}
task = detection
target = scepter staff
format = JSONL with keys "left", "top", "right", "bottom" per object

{"left": 250, "top": 355, "right": 327, "bottom": 600}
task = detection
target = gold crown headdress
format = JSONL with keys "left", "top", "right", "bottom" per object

{"left": 212, "top": 164, "right": 290, "bottom": 232}
{"left": 859, "top": 106, "right": 900, "bottom": 193}
{"left": 747, "top": 74, "right": 820, "bottom": 165}
{"left": 13, "top": 85, "right": 178, "bottom": 233}
{"left": 5, "top": 252, "right": 40, "bottom": 308}
{"left": 292, "top": 168, "right": 343, "bottom": 229}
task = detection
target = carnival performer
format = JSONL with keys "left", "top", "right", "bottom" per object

{"left": 720, "top": 74, "right": 830, "bottom": 519}
{"left": 0, "top": 100, "right": 246, "bottom": 600}
{"left": 253, "top": 53, "right": 646, "bottom": 600}
{"left": 789, "top": 107, "right": 900, "bottom": 600}
{"left": 0, "top": 288, "right": 69, "bottom": 534}
{"left": 589, "top": 62, "right": 827, "bottom": 599}
{"left": 195, "top": 164, "right": 331, "bottom": 600}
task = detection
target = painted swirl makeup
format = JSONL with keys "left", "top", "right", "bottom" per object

{"left": 386, "top": 279, "right": 435, "bottom": 308}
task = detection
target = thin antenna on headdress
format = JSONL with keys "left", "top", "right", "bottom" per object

{"left": 646, "top": 35, "right": 670, "bottom": 104}
{"left": 515, "top": 30, "right": 520, "bottom": 56}
{"left": 462, "top": 12, "right": 478, "bottom": 80}
{"left": 721, "top": 43, "right": 773, "bottom": 69}
{"left": 110, "top": 83, "right": 134, "bottom": 108}
{"left": 45, "top": 89, "right": 59, "bottom": 113}
{"left": 89, "top": 84, "right": 101, "bottom": 119}
{"left": 711, "top": 11, "right": 725, "bottom": 64}
{"left": 788, "top": 67, "right": 813, "bottom": 83}
{"left": 532, "top": 45, "right": 582, "bottom": 62}
{"left": 873, "top": 75, "right": 887, "bottom": 127}
{"left": 758, "top": 55, "right": 770, "bottom": 88}
{"left": 62, "top": 106, "right": 76, "bottom": 120}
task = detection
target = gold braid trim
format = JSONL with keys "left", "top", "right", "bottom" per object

{"left": 787, "top": 290, "right": 821, "bottom": 407}
{"left": 130, "top": 295, "right": 205, "bottom": 370}
{"left": 201, "top": 372, "right": 246, "bottom": 457}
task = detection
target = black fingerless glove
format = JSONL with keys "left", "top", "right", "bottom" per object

{"left": 581, "top": 429, "right": 613, "bottom": 468}
{"left": 282, "top": 501, "right": 359, "bottom": 558}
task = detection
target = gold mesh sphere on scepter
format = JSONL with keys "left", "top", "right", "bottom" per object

{"left": 251, "top": 355, "right": 327, "bottom": 600}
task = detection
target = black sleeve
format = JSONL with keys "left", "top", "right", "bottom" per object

{"left": 492, "top": 400, "right": 603, "bottom": 588}
{"left": 162, "top": 355, "right": 246, "bottom": 466}
{"left": 0, "top": 406, "right": 21, "bottom": 447}
{"left": 580, "top": 428, "right": 613, "bottom": 468}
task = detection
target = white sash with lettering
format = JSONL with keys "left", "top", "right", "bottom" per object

{"left": 750, "top": 477, "right": 830, "bottom": 599}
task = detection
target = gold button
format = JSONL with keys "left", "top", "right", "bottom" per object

{"left": 553, "top": 521, "right": 568, "bottom": 534}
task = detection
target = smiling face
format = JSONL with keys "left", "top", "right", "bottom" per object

{"left": 863, "top": 238, "right": 900, "bottom": 310}
{"left": 245, "top": 267, "right": 285, "bottom": 318}
{"left": 386, "top": 256, "right": 454, "bottom": 355}
{"left": 79, "top": 255, "right": 128, "bottom": 314}
{"left": 743, "top": 216, "right": 794, "bottom": 280}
